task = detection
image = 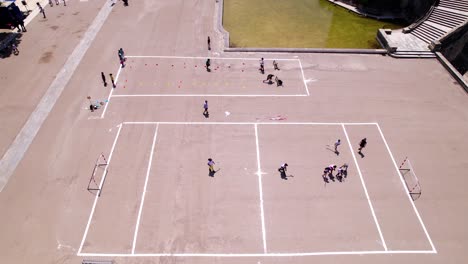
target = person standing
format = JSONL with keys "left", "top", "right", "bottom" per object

{"left": 358, "top": 138, "right": 367, "bottom": 153}
{"left": 101, "top": 72, "right": 107, "bottom": 87}
{"left": 334, "top": 139, "right": 341, "bottom": 154}
{"left": 109, "top": 73, "right": 116, "bottom": 88}
{"left": 203, "top": 100, "right": 209, "bottom": 117}
{"left": 55, "top": 0, "right": 59, "bottom": 5}
{"left": 206, "top": 58, "right": 211, "bottom": 72}
{"left": 48, "top": 0, "right": 53, "bottom": 7}
{"left": 278, "top": 163, "right": 288, "bottom": 180}
{"left": 207, "top": 36, "right": 211, "bottom": 50}
{"left": 207, "top": 158, "right": 216, "bottom": 176}
{"left": 36, "top": 2, "right": 46, "bottom": 18}
{"left": 123, "top": 0, "right": 129, "bottom": 6}
{"left": 63, "top": 0, "right": 66, "bottom": 6}
{"left": 259, "top": 58, "right": 264, "bottom": 74}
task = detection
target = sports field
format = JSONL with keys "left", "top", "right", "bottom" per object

{"left": 0, "top": 1, "right": 468, "bottom": 264}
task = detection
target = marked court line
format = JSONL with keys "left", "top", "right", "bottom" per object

{"left": 78, "top": 249, "right": 436, "bottom": 257}
{"left": 78, "top": 122, "right": 436, "bottom": 257}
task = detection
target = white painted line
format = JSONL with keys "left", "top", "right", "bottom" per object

{"left": 254, "top": 124, "right": 268, "bottom": 253}
{"left": 375, "top": 123, "right": 437, "bottom": 253}
{"left": 100, "top": 64, "right": 122, "bottom": 119}
{"left": 126, "top": 55, "right": 299, "bottom": 61}
{"left": 78, "top": 123, "right": 123, "bottom": 254}
{"left": 77, "top": 249, "right": 436, "bottom": 257}
{"left": 122, "top": 122, "right": 378, "bottom": 126}
{"left": 298, "top": 59, "right": 310, "bottom": 96}
{"left": 132, "top": 124, "right": 159, "bottom": 254}
{"left": 111, "top": 94, "right": 308, "bottom": 98}
{"left": 342, "top": 124, "right": 387, "bottom": 251}
{"left": 100, "top": 64, "right": 122, "bottom": 118}
{"left": 115, "top": 64, "right": 123, "bottom": 83}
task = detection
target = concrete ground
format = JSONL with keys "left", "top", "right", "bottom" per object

{"left": 0, "top": 0, "right": 468, "bottom": 264}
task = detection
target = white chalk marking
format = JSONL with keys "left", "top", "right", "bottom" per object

{"left": 100, "top": 64, "right": 122, "bottom": 119}
{"left": 254, "top": 124, "right": 268, "bottom": 253}
{"left": 375, "top": 123, "right": 437, "bottom": 252}
{"left": 132, "top": 124, "right": 159, "bottom": 254}
{"left": 77, "top": 123, "right": 123, "bottom": 254}
{"left": 78, "top": 250, "right": 436, "bottom": 257}
{"left": 298, "top": 59, "right": 310, "bottom": 96}
{"left": 111, "top": 94, "right": 308, "bottom": 98}
{"left": 126, "top": 55, "right": 299, "bottom": 61}
{"left": 122, "top": 122, "right": 378, "bottom": 126}
{"left": 342, "top": 124, "right": 387, "bottom": 250}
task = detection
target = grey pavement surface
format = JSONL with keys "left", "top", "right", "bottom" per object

{"left": 0, "top": 1, "right": 468, "bottom": 264}
{"left": 0, "top": 0, "right": 112, "bottom": 191}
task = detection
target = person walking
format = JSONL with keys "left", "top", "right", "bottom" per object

{"left": 101, "top": 72, "right": 107, "bottom": 87}
{"left": 118, "top": 48, "right": 125, "bottom": 67}
{"left": 207, "top": 36, "right": 211, "bottom": 50}
{"left": 109, "top": 73, "right": 116, "bottom": 88}
{"left": 123, "top": 0, "right": 128, "bottom": 6}
{"left": 55, "top": 0, "right": 59, "bottom": 5}
{"left": 358, "top": 138, "right": 367, "bottom": 153}
{"left": 207, "top": 158, "right": 216, "bottom": 176}
{"left": 273, "top": 60, "right": 280, "bottom": 70}
{"left": 63, "top": 0, "right": 66, "bottom": 6}
{"left": 203, "top": 100, "right": 209, "bottom": 117}
{"left": 334, "top": 139, "right": 341, "bottom": 154}
{"left": 278, "top": 163, "right": 288, "bottom": 180}
{"left": 36, "top": 2, "right": 46, "bottom": 18}
{"left": 118, "top": 48, "right": 124, "bottom": 60}
{"left": 48, "top": 0, "right": 53, "bottom": 7}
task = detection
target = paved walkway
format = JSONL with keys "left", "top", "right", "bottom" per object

{"left": 0, "top": 0, "right": 113, "bottom": 191}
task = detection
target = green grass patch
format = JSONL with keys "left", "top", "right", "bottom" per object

{"left": 223, "top": 0, "right": 404, "bottom": 48}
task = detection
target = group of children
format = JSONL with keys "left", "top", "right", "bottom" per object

{"left": 322, "top": 163, "right": 348, "bottom": 183}
{"left": 260, "top": 58, "right": 283, "bottom": 86}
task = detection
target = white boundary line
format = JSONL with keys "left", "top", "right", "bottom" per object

{"left": 78, "top": 122, "right": 436, "bottom": 257}
{"left": 100, "top": 64, "right": 123, "bottom": 119}
{"left": 122, "top": 122, "right": 378, "bottom": 126}
{"left": 77, "top": 123, "right": 123, "bottom": 254}
{"left": 254, "top": 124, "right": 268, "bottom": 253}
{"left": 106, "top": 56, "right": 308, "bottom": 99}
{"left": 126, "top": 55, "right": 299, "bottom": 61}
{"left": 375, "top": 123, "right": 437, "bottom": 252}
{"left": 77, "top": 250, "right": 436, "bottom": 257}
{"left": 298, "top": 59, "right": 310, "bottom": 96}
{"left": 111, "top": 94, "right": 308, "bottom": 98}
{"left": 131, "top": 124, "right": 159, "bottom": 254}
{"left": 342, "top": 124, "right": 388, "bottom": 250}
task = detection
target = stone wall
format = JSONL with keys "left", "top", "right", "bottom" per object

{"left": 337, "top": 0, "right": 435, "bottom": 22}
{"left": 440, "top": 24, "right": 468, "bottom": 75}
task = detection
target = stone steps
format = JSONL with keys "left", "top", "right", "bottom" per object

{"left": 439, "top": 0, "right": 468, "bottom": 13}
{"left": 409, "top": 1, "right": 468, "bottom": 45}
{"left": 411, "top": 22, "right": 446, "bottom": 43}
{"left": 428, "top": 8, "right": 468, "bottom": 28}
{"left": 390, "top": 50, "right": 436, "bottom": 58}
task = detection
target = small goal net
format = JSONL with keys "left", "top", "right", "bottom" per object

{"left": 399, "top": 157, "right": 421, "bottom": 201}
{"left": 87, "top": 153, "right": 108, "bottom": 196}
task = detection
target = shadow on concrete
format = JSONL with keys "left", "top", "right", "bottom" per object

{"left": 0, "top": 32, "right": 22, "bottom": 59}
